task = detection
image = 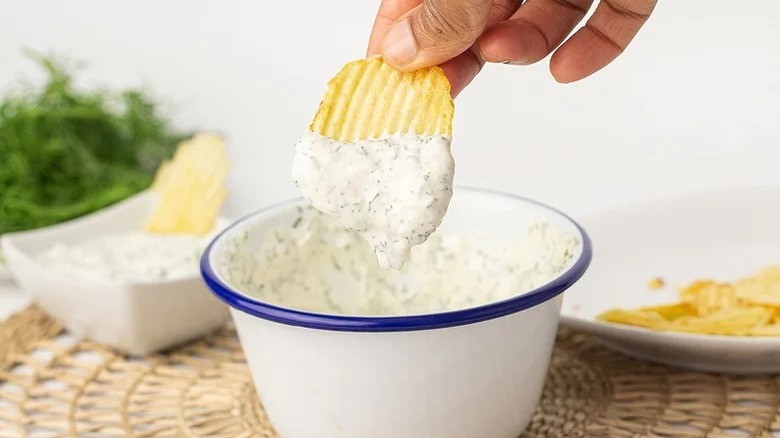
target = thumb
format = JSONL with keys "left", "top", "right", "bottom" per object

{"left": 380, "top": 0, "right": 492, "bottom": 71}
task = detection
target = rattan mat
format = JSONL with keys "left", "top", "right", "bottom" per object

{"left": 1, "top": 306, "right": 779, "bottom": 438}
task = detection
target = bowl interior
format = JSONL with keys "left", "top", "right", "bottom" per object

{"left": 219, "top": 188, "right": 585, "bottom": 258}
{"left": 205, "top": 187, "right": 590, "bottom": 329}
{"left": 2, "top": 190, "right": 230, "bottom": 286}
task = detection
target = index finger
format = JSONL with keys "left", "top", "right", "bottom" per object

{"left": 367, "top": 0, "right": 422, "bottom": 56}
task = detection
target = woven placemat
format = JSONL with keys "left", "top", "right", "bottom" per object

{"left": 0, "top": 306, "right": 779, "bottom": 438}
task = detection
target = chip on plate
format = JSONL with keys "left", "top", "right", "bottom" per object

{"left": 597, "top": 265, "right": 780, "bottom": 336}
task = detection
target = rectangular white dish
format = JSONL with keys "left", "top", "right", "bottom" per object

{"left": 1, "top": 190, "right": 230, "bottom": 355}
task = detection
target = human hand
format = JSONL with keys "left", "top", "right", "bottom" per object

{"left": 366, "top": 0, "right": 657, "bottom": 96}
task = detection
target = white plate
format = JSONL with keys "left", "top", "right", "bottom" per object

{"left": 560, "top": 186, "right": 780, "bottom": 374}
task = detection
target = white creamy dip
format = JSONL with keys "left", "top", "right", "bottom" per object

{"left": 38, "top": 232, "right": 214, "bottom": 283}
{"left": 221, "top": 207, "right": 579, "bottom": 316}
{"left": 291, "top": 133, "right": 455, "bottom": 270}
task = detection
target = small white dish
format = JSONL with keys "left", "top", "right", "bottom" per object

{"left": 0, "top": 244, "right": 12, "bottom": 281}
{"left": 1, "top": 190, "right": 231, "bottom": 355}
{"left": 560, "top": 186, "right": 780, "bottom": 374}
{"left": 202, "top": 187, "right": 592, "bottom": 438}
{"left": 0, "top": 261, "right": 11, "bottom": 282}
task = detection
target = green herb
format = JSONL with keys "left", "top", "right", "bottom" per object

{"left": 291, "top": 216, "right": 302, "bottom": 228}
{"left": 0, "top": 52, "right": 190, "bottom": 234}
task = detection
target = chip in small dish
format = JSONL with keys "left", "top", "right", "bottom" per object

{"left": 1, "top": 134, "right": 232, "bottom": 355}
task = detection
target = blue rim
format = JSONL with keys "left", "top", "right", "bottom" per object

{"left": 200, "top": 187, "right": 593, "bottom": 332}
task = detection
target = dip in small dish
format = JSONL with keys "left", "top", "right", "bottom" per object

{"left": 201, "top": 187, "right": 591, "bottom": 438}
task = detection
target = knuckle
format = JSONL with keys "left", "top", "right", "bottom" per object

{"left": 491, "top": 0, "right": 522, "bottom": 19}
{"left": 603, "top": 0, "right": 655, "bottom": 20}
{"left": 417, "top": 0, "right": 490, "bottom": 43}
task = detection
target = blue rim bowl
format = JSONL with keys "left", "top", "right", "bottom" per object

{"left": 200, "top": 187, "right": 593, "bottom": 333}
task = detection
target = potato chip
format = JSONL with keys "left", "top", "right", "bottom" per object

{"left": 734, "top": 265, "right": 780, "bottom": 304}
{"left": 769, "top": 307, "right": 780, "bottom": 323}
{"left": 679, "top": 280, "right": 737, "bottom": 316}
{"left": 637, "top": 303, "right": 697, "bottom": 321}
{"left": 309, "top": 56, "right": 453, "bottom": 142}
{"left": 746, "top": 323, "right": 780, "bottom": 336}
{"left": 647, "top": 277, "right": 665, "bottom": 289}
{"left": 596, "top": 265, "right": 780, "bottom": 336}
{"left": 145, "top": 133, "right": 229, "bottom": 235}
{"left": 665, "top": 308, "right": 772, "bottom": 336}
{"left": 596, "top": 309, "right": 668, "bottom": 329}
{"left": 740, "top": 294, "right": 780, "bottom": 307}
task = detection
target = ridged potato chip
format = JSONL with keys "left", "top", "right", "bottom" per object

{"left": 746, "top": 323, "right": 780, "bottom": 336}
{"left": 679, "top": 281, "right": 737, "bottom": 317}
{"left": 596, "top": 309, "right": 669, "bottom": 329}
{"left": 145, "top": 133, "right": 229, "bottom": 235}
{"left": 596, "top": 265, "right": 780, "bottom": 336}
{"left": 292, "top": 56, "right": 457, "bottom": 270}
{"left": 734, "top": 265, "right": 780, "bottom": 303}
{"left": 664, "top": 307, "right": 773, "bottom": 335}
{"left": 637, "top": 303, "right": 697, "bottom": 321}
{"left": 309, "top": 56, "right": 453, "bottom": 142}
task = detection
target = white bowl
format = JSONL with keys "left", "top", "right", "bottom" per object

{"left": 201, "top": 187, "right": 591, "bottom": 438}
{"left": 560, "top": 186, "right": 780, "bottom": 374}
{"left": 1, "top": 190, "right": 231, "bottom": 355}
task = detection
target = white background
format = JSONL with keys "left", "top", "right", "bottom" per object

{"left": 1, "top": 1, "right": 779, "bottom": 315}
{"left": 2, "top": 0, "right": 778, "bottom": 219}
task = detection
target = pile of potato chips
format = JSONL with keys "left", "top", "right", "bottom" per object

{"left": 597, "top": 266, "right": 780, "bottom": 336}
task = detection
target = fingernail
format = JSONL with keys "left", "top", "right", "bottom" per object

{"left": 508, "top": 58, "right": 532, "bottom": 66}
{"left": 381, "top": 19, "right": 418, "bottom": 67}
{"left": 479, "top": 46, "right": 532, "bottom": 66}
{"left": 481, "top": 52, "right": 529, "bottom": 65}
{"left": 492, "top": 58, "right": 532, "bottom": 65}
{"left": 478, "top": 47, "right": 496, "bottom": 63}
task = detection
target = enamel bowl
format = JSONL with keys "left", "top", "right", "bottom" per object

{"left": 1, "top": 190, "right": 231, "bottom": 355}
{"left": 201, "top": 187, "right": 592, "bottom": 438}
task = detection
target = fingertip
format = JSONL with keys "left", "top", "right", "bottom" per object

{"left": 549, "top": 50, "right": 577, "bottom": 83}
{"left": 549, "top": 27, "right": 623, "bottom": 83}
{"left": 477, "top": 20, "right": 547, "bottom": 66}
{"left": 439, "top": 50, "right": 484, "bottom": 98}
{"left": 366, "top": 45, "right": 380, "bottom": 58}
{"left": 439, "top": 63, "right": 468, "bottom": 98}
{"left": 477, "top": 25, "right": 508, "bottom": 63}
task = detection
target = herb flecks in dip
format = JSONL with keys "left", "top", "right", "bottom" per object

{"left": 291, "top": 133, "right": 455, "bottom": 270}
{"left": 221, "top": 207, "right": 579, "bottom": 316}
{"left": 37, "top": 232, "right": 215, "bottom": 283}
